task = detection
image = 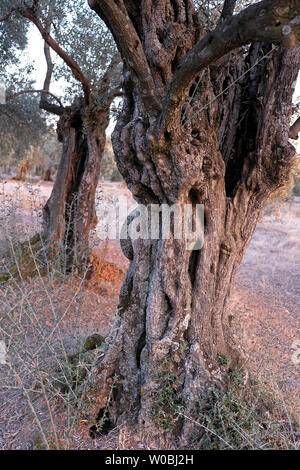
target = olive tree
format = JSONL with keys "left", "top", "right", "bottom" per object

{"left": 1, "top": 0, "right": 121, "bottom": 261}
{"left": 87, "top": 0, "right": 300, "bottom": 439}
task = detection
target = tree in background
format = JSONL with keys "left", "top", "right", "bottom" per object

{"left": 1, "top": 0, "right": 121, "bottom": 263}
{"left": 0, "top": 87, "right": 49, "bottom": 174}
{"left": 0, "top": 6, "right": 49, "bottom": 174}
{"left": 39, "top": 130, "right": 62, "bottom": 181}
{"left": 88, "top": 0, "right": 300, "bottom": 440}
{"left": 0, "top": 0, "right": 28, "bottom": 67}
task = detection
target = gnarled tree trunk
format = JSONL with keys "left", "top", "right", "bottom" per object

{"left": 13, "top": 6, "right": 122, "bottom": 268}
{"left": 42, "top": 99, "right": 109, "bottom": 265}
{"left": 89, "top": 0, "right": 300, "bottom": 441}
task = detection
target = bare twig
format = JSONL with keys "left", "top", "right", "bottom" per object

{"left": 0, "top": 8, "right": 16, "bottom": 22}
{"left": 220, "top": 0, "right": 237, "bottom": 20}
{"left": 6, "top": 89, "right": 64, "bottom": 108}
{"left": 18, "top": 3, "right": 91, "bottom": 103}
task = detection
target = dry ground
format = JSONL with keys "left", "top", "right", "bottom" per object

{"left": 0, "top": 179, "right": 299, "bottom": 449}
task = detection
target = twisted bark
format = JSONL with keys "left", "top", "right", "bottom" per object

{"left": 42, "top": 84, "right": 119, "bottom": 265}
{"left": 89, "top": 0, "right": 300, "bottom": 441}
{"left": 42, "top": 100, "right": 94, "bottom": 263}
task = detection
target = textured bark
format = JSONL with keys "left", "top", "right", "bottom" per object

{"left": 5, "top": 4, "right": 121, "bottom": 266}
{"left": 41, "top": 55, "right": 120, "bottom": 263}
{"left": 89, "top": 0, "right": 300, "bottom": 440}
{"left": 42, "top": 99, "right": 109, "bottom": 265}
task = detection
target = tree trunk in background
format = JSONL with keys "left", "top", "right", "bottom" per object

{"left": 89, "top": 1, "right": 300, "bottom": 441}
{"left": 43, "top": 167, "right": 53, "bottom": 182}
{"left": 42, "top": 99, "right": 109, "bottom": 266}
{"left": 14, "top": 158, "right": 32, "bottom": 181}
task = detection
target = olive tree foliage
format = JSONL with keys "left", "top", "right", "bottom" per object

{"left": 1, "top": 0, "right": 118, "bottom": 103}
{"left": 0, "top": 1, "right": 48, "bottom": 170}
{"left": 0, "top": 67, "right": 49, "bottom": 170}
{"left": 49, "top": 0, "right": 118, "bottom": 98}
{"left": 0, "top": 89, "right": 48, "bottom": 171}
{"left": 0, "top": 0, "right": 28, "bottom": 69}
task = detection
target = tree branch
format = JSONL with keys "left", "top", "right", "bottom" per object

{"left": 18, "top": 4, "right": 91, "bottom": 104}
{"left": 159, "top": 0, "right": 300, "bottom": 132}
{"left": 99, "top": 54, "right": 122, "bottom": 99}
{"left": 220, "top": 0, "right": 237, "bottom": 20}
{"left": 6, "top": 89, "right": 63, "bottom": 108}
{"left": 39, "top": 5, "right": 65, "bottom": 116}
{"left": 38, "top": 40, "right": 64, "bottom": 115}
{"left": 3, "top": 3, "right": 64, "bottom": 116}
{"left": 88, "top": 0, "right": 161, "bottom": 114}
{"left": 289, "top": 116, "right": 300, "bottom": 139}
{"left": 0, "top": 8, "right": 15, "bottom": 22}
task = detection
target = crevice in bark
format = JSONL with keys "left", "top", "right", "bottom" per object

{"left": 188, "top": 249, "right": 201, "bottom": 287}
{"left": 170, "top": 0, "right": 178, "bottom": 21}
{"left": 158, "top": 291, "right": 175, "bottom": 341}
{"left": 223, "top": 43, "right": 275, "bottom": 198}
{"left": 188, "top": 187, "right": 199, "bottom": 204}
{"left": 89, "top": 407, "right": 113, "bottom": 438}
{"left": 136, "top": 331, "right": 146, "bottom": 369}
{"left": 89, "top": 0, "right": 300, "bottom": 441}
